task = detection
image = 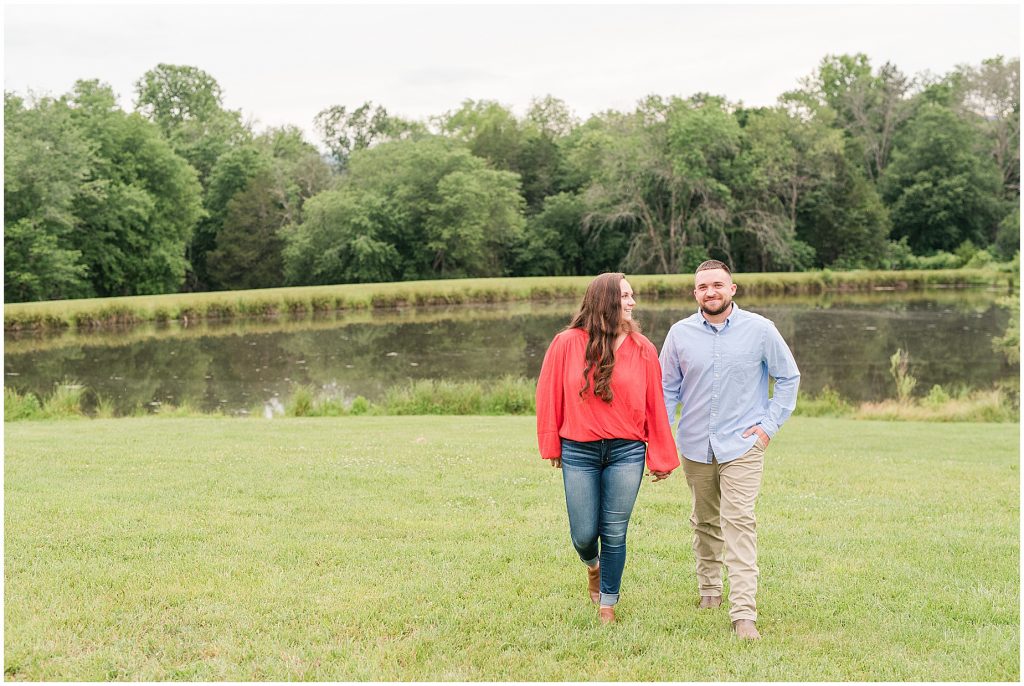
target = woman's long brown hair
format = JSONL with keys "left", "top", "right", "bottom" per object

{"left": 566, "top": 272, "right": 639, "bottom": 403}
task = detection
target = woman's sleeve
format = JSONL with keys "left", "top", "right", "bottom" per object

{"left": 536, "top": 334, "right": 565, "bottom": 459}
{"left": 644, "top": 344, "right": 680, "bottom": 473}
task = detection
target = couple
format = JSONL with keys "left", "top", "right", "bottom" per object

{"left": 535, "top": 261, "right": 800, "bottom": 639}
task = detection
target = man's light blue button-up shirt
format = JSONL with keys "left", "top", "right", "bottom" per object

{"left": 660, "top": 303, "right": 800, "bottom": 464}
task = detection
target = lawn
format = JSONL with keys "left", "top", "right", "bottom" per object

{"left": 4, "top": 416, "right": 1019, "bottom": 680}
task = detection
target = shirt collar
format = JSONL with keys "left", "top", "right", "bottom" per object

{"left": 698, "top": 302, "right": 740, "bottom": 330}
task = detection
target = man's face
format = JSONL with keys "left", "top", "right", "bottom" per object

{"left": 694, "top": 268, "right": 737, "bottom": 316}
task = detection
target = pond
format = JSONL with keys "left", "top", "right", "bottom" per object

{"left": 4, "top": 289, "right": 1017, "bottom": 415}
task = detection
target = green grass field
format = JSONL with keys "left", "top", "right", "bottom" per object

{"left": 4, "top": 416, "right": 1019, "bottom": 680}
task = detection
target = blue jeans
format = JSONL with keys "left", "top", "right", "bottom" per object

{"left": 560, "top": 438, "right": 646, "bottom": 606}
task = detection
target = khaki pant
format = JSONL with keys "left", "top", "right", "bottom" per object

{"left": 682, "top": 441, "right": 765, "bottom": 622}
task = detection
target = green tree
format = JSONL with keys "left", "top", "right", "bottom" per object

{"left": 135, "top": 64, "right": 224, "bottom": 129}
{"left": 525, "top": 94, "right": 578, "bottom": 139}
{"left": 514, "top": 191, "right": 628, "bottom": 276}
{"left": 439, "top": 97, "right": 576, "bottom": 215}
{"left": 949, "top": 56, "right": 1020, "bottom": 199}
{"left": 438, "top": 99, "right": 525, "bottom": 172}
{"left": 787, "top": 54, "right": 912, "bottom": 182}
{"left": 135, "top": 64, "right": 251, "bottom": 290}
{"left": 518, "top": 96, "right": 577, "bottom": 213}
{"left": 282, "top": 189, "right": 402, "bottom": 285}
{"left": 881, "top": 102, "right": 1005, "bottom": 253}
{"left": 520, "top": 113, "right": 634, "bottom": 274}
{"left": 732, "top": 107, "right": 829, "bottom": 270}
{"left": 255, "top": 125, "right": 334, "bottom": 223}
{"left": 3, "top": 93, "right": 93, "bottom": 301}
{"left": 283, "top": 137, "right": 525, "bottom": 284}
{"left": 993, "top": 207, "right": 1020, "bottom": 260}
{"left": 796, "top": 151, "right": 890, "bottom": 268}
{"left": 314, "top": 101, "right": 423, "bottom": 171}
{"left": 580, "top": 96, "right": 740, "bottom": 274}
{"left": 204, "top": 126, "right": 332, "bottom": 290}
{"left": 205, "top": 171, "right": 288, "bottom": 289}
{"left": 192, "top": 144, "right": 274, "bottom": 288}
{"left": 69, "top": 80, "right": 203, "bottom": 295}
{"left": 426, "top": 168, "right": 524, "bottom": 277}
{"left": 134, "top": 64, "right": 250, "bottom": 184}
{"left": 733, "top": 105, "right": 888, "bottom": 269}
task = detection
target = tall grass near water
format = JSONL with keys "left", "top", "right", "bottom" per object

{"left": 5, "top": 377, "right": 1018, "bottom": 423}
{"left": 4, "top": 382, "right": 87, "bottom": 420}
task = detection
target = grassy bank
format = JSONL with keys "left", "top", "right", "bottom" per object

{"left": 5, "top": 268, "right": 1016, "bottom": 331}
{"left": 4, "top": 416, "right": 1018, "bottom": 680}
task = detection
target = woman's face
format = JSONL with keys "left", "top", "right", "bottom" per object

{"left": 620, "top": 279, "right": 635, "bottom": 322}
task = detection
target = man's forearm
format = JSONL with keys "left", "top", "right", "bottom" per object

{"left": 763, "top": 373, "right": 800, "bottom": 434}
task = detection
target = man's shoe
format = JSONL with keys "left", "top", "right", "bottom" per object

{"left": 732, "top": 619, "right": 761, "bottom": 640}
{"left": 598, "top": 606, "right": 615, "bottom": 624}
{"left": 587, "top": 564, "right": 601, "bottom": 604}
{"left": 698, "top": 595, "right": 722, "bottom": 609}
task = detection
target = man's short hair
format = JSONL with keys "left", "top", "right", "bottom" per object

{"left": 695, "top": 259, "right": 732, "bottom": 276}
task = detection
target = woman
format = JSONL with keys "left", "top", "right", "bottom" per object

{"left": 536, "top": 272, "right": 679, "bottom": 624}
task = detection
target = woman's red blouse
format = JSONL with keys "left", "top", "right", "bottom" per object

{"left": 535, "top": 328, "right": 680, "bottom": 473}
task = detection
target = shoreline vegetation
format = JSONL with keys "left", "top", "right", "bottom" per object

{"left": 4, "top": 267, "right": 1017, "bottom": 332}
{"left": 5, "top": 375, "right": 1018, "bottom": 424}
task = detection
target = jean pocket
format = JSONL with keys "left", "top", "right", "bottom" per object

{"left": 560, "top": 438, "right": 597, "bottom": 466}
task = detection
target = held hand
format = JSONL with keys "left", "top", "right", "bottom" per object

{"left": 547, "top": 457, "right": 562, "bottom": 469}
{"left": 648, "top": 470, "right": 671, "bottom": 482}
{"left": 742, "top": 425, "right": 770, "bottom": 448}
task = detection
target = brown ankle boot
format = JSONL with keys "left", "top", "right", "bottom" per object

{"left": 587, "top": 564, "right": 600, "bottom": 604}
{"left": 598, "top": 605, "right": 615, "bottom": 624}
{"left": 732, "top": 619, "right": 761, "bottom": 640}
{"left": 698, "top": 595, "right": 722, "bottom": 609}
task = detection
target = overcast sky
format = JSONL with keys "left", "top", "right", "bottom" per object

{"left": 4, "top": 2, "right": 1021, "bottom": 142}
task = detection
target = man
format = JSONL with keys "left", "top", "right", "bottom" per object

{"left": 656, "top": 260, "right": 800, "bottom": 640}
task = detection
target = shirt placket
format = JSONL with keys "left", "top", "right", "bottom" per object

{"left": 708, "top": 327, "right": 721, "bottom": 463}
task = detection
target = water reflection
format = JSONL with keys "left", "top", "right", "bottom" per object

{"left": 4, "top": 289, "right": 1016, "bottom": 415}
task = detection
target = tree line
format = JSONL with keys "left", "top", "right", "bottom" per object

{"left": 4, "top": 54, "right": 1019, "bottom": 303}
